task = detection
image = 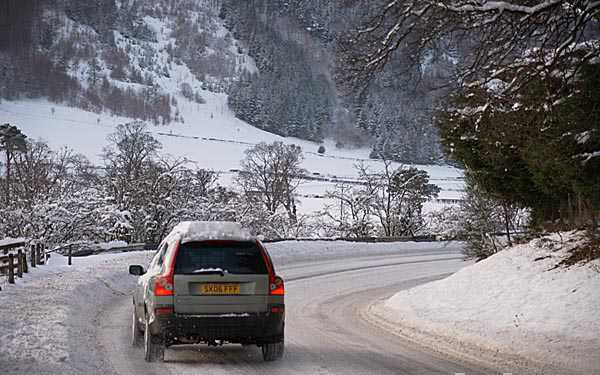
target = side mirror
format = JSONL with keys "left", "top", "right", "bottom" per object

{"left": 129, "top": 265, "right": 145, "bottom": 276}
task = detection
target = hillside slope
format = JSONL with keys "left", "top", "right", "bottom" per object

{"left": 221, "top": 0, "right": 453, "bottom": 163}
{"left": 1, "top": 0, "right": 453, "bottom": 164}
{"left": 1, "top": 0, "right": 253, "bottom": 124}
{"left": 0, "top": 0, "right": 464, "bottom": 216}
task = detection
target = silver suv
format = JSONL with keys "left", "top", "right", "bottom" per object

{"left": 128, "top": 221, "right": 285, "bottom": 362}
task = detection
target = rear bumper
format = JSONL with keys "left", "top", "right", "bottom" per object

{"left": 154, "top": 306, "right": 285, "bottom": 345}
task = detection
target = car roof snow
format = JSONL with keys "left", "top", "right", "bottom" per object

{"left": 164, "top": 221, "right": 254, "bottom": 244}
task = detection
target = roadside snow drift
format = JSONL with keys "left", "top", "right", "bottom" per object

{"left": 370, "top": 232, "right": 600, "bottom": 374}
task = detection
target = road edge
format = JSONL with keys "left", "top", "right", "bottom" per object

{"left": 361, "top": 298, "right": 575, "bottom": 375}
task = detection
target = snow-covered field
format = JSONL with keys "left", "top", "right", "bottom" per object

{"left": 369, "top": 232, "right": 600, "bottom": 374}
{"left": 0, "top": 241, "right": 463, "bottom": 374}
{"left": 0, "top": 98, "right": 464, "bottom": 215}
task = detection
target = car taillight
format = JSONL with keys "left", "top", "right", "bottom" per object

{"left": 153, "top": 240, "right": 180, "bottom": 297}
{"left": 154, "top": 275, "right": 174, "bottom": 296}
{"left": 257, "top": 241, "right": 284, "bottom": 296}
{"left": 270, "top": 276, "right": 284, "bottom": 296}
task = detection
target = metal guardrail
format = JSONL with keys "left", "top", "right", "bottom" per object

{"left": 0, "top": 240, "right": 145, "bottom": 290}
{"left": 263, "top": 235, "right": 439, "bottom": 243}
{"left": 51, "top": 243, "right": 147, "bottom": 266}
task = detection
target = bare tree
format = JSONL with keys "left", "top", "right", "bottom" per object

{"left": 237, "top": 142, "right": 305, "bottom": 222}
{"left": 341, "top": 0, "right": 600, "bottom": 96}
{"left": 322, "top": 182, "right": 374, "bottom": 237}
{"left": 144, "top": 157, "right": 223, "bottom": 243}
{"left": 357, "top": 160, "right": 440, "bottom": 236}
{"left": 102, "top": 121, "right": 161, "bottom": 205}
{"left": 459, "top": 176, "right": 509, "bottom": 259}
{"left": 101, "top": 122, "right": 163, "bottom": 241}
{"left": 449, "top": 175, "right": 526, "bottom": 260}
{"left": 12, "top": 142, "right": 74, "bottom": 206}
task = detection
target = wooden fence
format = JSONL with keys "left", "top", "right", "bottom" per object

{"left": 0, "top": 240, "right": 47, "bottom": 291}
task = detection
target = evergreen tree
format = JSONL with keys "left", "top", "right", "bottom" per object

{"left": 0, "top": 124, "right": 27, "bottom": 204}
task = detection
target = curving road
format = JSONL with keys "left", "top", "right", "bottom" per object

{"left": 95, "top": 251, "right": 500, "bottom": 375}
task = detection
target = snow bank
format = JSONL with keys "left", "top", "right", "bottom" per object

{"left": 0, "top": 237, "right": 28, "bottom": 248}
{"left": 95, "top": 240, "right": 128, "bottom": 250}
{"left": 370, "top": 232, "right": 600, "bottom": 374}
{"left": 0, "top": 251, "right": 154, "bottom": 374}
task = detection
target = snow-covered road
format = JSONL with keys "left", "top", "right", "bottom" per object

{"left": 1, "top": 244, "right": 500, "bottom": 375}
{"left": 96, "top": 253, "right": 497, "bottom": 375}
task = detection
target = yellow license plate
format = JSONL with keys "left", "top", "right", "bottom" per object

{"left": 201, "top": 283, "right": 241, "bottom": 295}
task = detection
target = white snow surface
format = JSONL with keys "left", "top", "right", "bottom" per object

{"left": 165, "top": 221, "right": 254, "bottom": 244}
{"left": 0, "top": 240, "right": 462, "bottom": 374}
{"left": 0, "top": 251, "right": 155, "bottom": 372}
{"left": 0, "top": 237, "right": 28, "bottom": 247}
{"left": 95, "top": 240, "right": 129, "bottom": 250}
{"left": 0, "top": 99, "right": 464, "bottom": 215}
{"left": 371, "top": 232, "right": 600, "bottom": 374}
{"left": 192, "top": 268, "right": 226, "bottom": 273}
{"left": 0, "top": 2, "right": 464, "bottom": 216}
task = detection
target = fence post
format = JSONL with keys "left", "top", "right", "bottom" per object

{"left": 68, "top": 244, "right": 72, "bottom": 266}
{"left": 22, "top": 250, "right": 28, "bottom": 274}
{"left": 8, "top": 254, "right": 15, "bottom": 284}
{"left": 36, "top": 243, "right": 43, "bottom": 266}
{"left": 30, "top": 244, "right": 36, "bottom": 268}
{"left": 16, "top": 249, "right": 23, "bottom": 278}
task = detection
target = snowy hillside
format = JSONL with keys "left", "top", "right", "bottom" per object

{"left": 0, "top": 0, "right": 464, "bottom": 217}
{"left": 0, "top": 98, "right": 464, "bottom": 215}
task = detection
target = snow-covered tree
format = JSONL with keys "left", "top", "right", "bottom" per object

{"left": 342, "top": 0, "right": 600, "bottom": 96}
{"left": 342, "top": 0, "right": 600, "bottom": 228}
{"left": 237, "top": 142, "right": 305, "bottom": 223}
{"left": 321, "top": 183, "right": 375, "bottom": 237}
{"left": 0, "top": 123, "right": 27, "bottom": 204}
{"left": 358, "top": 161, "right": 440, "bottom": 237}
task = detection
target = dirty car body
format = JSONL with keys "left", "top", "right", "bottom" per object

{"left": 129, "top": 221, "right": 285, "bottom": 362}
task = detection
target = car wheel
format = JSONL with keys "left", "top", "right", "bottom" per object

{"left": 262, "top": 341, "right": 284, "bottom": 361}
{"left": 144, "top": 316, "right": 164, "bottom": 362}
{"left": 131, "top": 309, "right": 143, "bottom": 347}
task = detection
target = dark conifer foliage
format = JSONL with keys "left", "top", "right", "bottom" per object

{"left": 1, "top": 0, "right": 446, "bottom": 164}
{"left": 222, "top": 1, "right": 334, "bottom": 142}
{"left": 0, "top": 0, "right": 173, "bottom": 124}
{"left": 221, "top": 0, "right": 445, "bottom": 163}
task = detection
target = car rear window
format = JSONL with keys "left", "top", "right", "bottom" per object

{"left": 174, "top": 241, "right": 268, "bottom": 275}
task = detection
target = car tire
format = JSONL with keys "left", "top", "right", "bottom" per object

{"left": 144, "top": 317, "right": 164, "bottom": 362}
{"left": 262, "top": 341, "right": 284, "bottom": 361}
{"left": 131, "top": 309, "right": 143, "bottom": 347}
